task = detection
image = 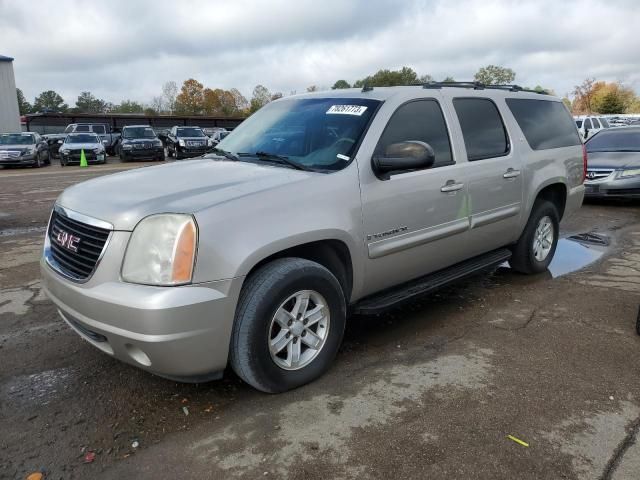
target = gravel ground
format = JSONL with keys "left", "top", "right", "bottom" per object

{"left": 1, "top": 163, "right": 639, "bottom": 479}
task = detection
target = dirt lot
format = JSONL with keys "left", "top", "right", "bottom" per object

{"left": 1, "top": 163, "right": 639, "bottom": 480}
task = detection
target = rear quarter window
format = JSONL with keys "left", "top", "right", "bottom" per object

{"left": 506, "top": 99, "right": 581, "bottom": 150}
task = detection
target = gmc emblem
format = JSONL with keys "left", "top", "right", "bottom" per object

{"left": 56, "top": 230, "right": 80, "bottom": 252}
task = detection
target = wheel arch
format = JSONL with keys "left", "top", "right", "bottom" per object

{"left": 530, "top": 180, "right": 568, "bottom": 220}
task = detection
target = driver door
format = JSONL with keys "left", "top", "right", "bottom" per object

{"left": 358, "top": 97, "right": 471, "bottom": 296}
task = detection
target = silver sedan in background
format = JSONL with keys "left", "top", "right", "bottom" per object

{"left": 584, "top": 126, "right": 640, "bottom": 199}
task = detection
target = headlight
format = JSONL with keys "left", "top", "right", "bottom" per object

{"left": 178, "top": 139, "right": 185, "bottom": 147}
{"left": 122, "top": 143, "right": 133, "bottom": 150}
{"left": 122, "top": 214, "right": 197, "bottom": 286}
{"left": 154, "top": 139, "right": 163, "bottom": 146}
{"left": 60, "top": 148, "right": 70, "bottom": 154}
{"left": 620, "top": 168, "right": 640, "bottom": 178}
{"left": 93, "top": 148, "right": 103, "bottom": 154}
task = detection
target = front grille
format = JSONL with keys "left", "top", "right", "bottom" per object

{"left": 0, "top": 150, "right": 22, "bottom": 159}
{"left": 585, "top": 169, "right": 614, "bottom": 181}
{"left": 186, "top": 141, "right": 206, "bottom": 147}
{"left": 134, "top": 142, "right": 153, "bottom": 149}
{"left": 48, "top": 211, "right": 110, "bottom": 280}
{"left": 67, "top": 149, "right": 97, "bottom": 160}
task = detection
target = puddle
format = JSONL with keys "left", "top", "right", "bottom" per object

{"left": 548, "top": 234, "right": 608, "bottom": 278}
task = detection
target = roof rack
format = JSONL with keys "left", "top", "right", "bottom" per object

{"left": 361, "top": 82, "right": 549, "bottom": 95}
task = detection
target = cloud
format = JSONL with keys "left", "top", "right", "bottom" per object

{"left": 1, "top": 0, "right": 639, "bottom": 105}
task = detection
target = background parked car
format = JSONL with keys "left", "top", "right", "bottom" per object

{"left": 210, "top": 129, "right": 230, "bottom": 146}
{"left": 165, "top": 126, "right": 212, "bottom": 159}
{"left": 584, "top": 126, "right": 640, "bottom": 198}
{"left": 45, "top": 123, "right": 120, "bottom": 157}
{"left": 574, "top": 115, "right": 610, "bottom": 140}
{"left": 119, "top": 125, "right": 165, "bottom": 162}
{"left": 0, "top": 132, "right": 50, "bottom": 168}
{"left": 58, "top": 132, "right": 107, "bottom": 166}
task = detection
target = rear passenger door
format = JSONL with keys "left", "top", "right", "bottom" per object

{"left": 447, "top": 96, "right": 524, "bottom": 255}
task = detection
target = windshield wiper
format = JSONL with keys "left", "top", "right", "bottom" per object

{"left": 237, "top": 151, "right": 311, "bottom": 171}
{"left": 208, "top": 147, "right": 240, "bottom": 162}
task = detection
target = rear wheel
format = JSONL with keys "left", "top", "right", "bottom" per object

{"left": 509, "top": 200, "right": 559, "bottom": 274}
{"left": 33, "top": 153, "right": 43, "bottom": 168}
{"left": 230, "top": 258, "right": 346, "bottom": 393}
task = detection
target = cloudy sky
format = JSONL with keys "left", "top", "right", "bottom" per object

{"left": 1, "top": 0, "right": 639, "bottom": 106}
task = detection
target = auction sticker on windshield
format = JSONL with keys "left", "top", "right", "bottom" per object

{"left": 326, "top": 105, "right": 368, "bottom": 115}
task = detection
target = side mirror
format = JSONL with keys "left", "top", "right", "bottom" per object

{"left": 372, "top": 141, "right": 435, "bottom": 177}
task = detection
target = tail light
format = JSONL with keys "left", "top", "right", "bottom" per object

{"left": 581, "top": 144, "right": 588, "bottom": 183}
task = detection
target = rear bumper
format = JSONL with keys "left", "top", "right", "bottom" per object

{"left": 41, "top": 258, "right": 244, "bottom": 380}
{"left": 564, "top": 184, "right": 585, "bottom": 218}
{"left": 122, "top": 147, "right": 164, "bottom": 159}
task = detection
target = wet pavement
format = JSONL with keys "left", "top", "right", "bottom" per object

{"left": 1, "top": 164, "right": 640, "bottom": 479}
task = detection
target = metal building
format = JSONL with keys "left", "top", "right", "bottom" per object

{"left": 0, "top": 55, "right": 21, "bottom": 132}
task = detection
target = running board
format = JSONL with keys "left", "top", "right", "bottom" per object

{"left": 353, "top": 248, "right": 512, "bottom": 315}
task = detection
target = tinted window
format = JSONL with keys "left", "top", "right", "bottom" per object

{"left": 92, "top": 125, "right": 106, "bottom": 134}
{"left": 586, "top": 129, "right": 640, "bottom": 152}
{"left": 584, "top": 118, "right": 593, "bottom": 129}
{"left": 66, "top": 134, "right": 99, "bottom": 144}
{"left": 75, "top": 125, "right": 90, "bottom": 132}
{"left": 506, "top": 99, "right": 582, "bottom": 150}
{"left": 600, "top": 118, "right": 610, "bottom": 128}
{"left": 591, "top": 118, "right": 601, "bottom": 129}
{"left": 176, "top": 127, "right": 205, "bottom": 138}
{"left": 375, "top": 100, "right": 452, "bottom": 168}
{"left": 575, "top": 120, "right": 583, "bottom": 128}
{"left": 453, "top": 98, "right": 508, "bottom": 160}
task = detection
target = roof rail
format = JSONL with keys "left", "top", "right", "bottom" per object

{"left": 361, "top": 84, "right": 374, "bottom": 92}
{"left": 422, "top": 81, "right": 549, "bottom": 94}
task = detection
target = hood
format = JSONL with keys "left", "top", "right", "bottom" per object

{"left": 61, "top": 142, "right": 103, "bottom": 150}
{"left": 57, "top": 158, "right": 314, "bottom": 230}
{"left": 587, "top": 151, "right": 640, "bottom": 169}
{"left": 122, "top": 138, "right": 160, "bottom": 143}
{"left": 178, "top": 137, "right": 208, "bottom": 141}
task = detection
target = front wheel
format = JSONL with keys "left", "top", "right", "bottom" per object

{"left": 230, "top": 258, "right": 346, "bottom": 393}
{"left": 509, "top": 200, "right": 559, "bottom": 274}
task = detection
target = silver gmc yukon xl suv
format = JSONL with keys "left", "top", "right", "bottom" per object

{"left": 41, "top": 83, "right": 586, "bottom": 392}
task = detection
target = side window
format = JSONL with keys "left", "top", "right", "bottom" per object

{"left": 64, "top": 125, "right": 74, "bottom": 133}
{"left": 600, "top": 118, "right": 610, "bottom": 128}
{"left": 592, "top": 118, "right": 601, "bottom": 129}
{"left": 584, "top": 118, "right": 593, "bottom": 130}
{"left": 453, "top": 98, "right": 509, "bottom": 161}
{"left": 92, "top": 125, "right": 106, "bottom": 134}
{"left": 75, "top": 125, "right": 90, "bottom": 132}
{"left": 505, "top": 99, "right": 581, "bottom": 150}
{"left": 375, "top": 99, "right": 453, "bottom": 169}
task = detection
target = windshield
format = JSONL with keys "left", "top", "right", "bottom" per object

{"left": 66, "top": 134, "right": 99, "bottom": 144}
{"left": 586, "top": 130, "right": 640, "bottom": 152}
{"left": 176, "top": 127, "right": 205, "bottom": 138}
{"left": 0, "top": 134, "right": 35, "bottom": 145}
{"left": 218, "top": 97, "right": 380, "bottom": 171}
{"left": 123, "top": 127, "right": 156, "bottom": 139}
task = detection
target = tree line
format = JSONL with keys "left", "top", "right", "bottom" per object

{"left": 16, "top": 65, "right": 637, "bottom": 118}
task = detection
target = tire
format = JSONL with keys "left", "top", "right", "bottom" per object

{"left": 34, "top": 153, "right": 43, "bottom": 168}
{"left": 45, "top": 151, "right": 51, "bottom": 165}
{"left": 167, "top": 145, "right": 174, "bottom": 158}
{"left": 230, "top": 258, "right": 346, "bottom": 393}
{"left": 509, "top": 200, "right": 560, "bottom": 274}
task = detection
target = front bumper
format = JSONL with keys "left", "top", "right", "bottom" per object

{"left": 122, "top": 146, "right": 164, "bottom": 159}
{"left": 584, "top": 175, "right": 640, "bottom": 198}
{"left": 176, "top": 145, "right": 209, "bottom": 158}
{"left": 60, "top": 152, "right": 105, "bottom": 164}
{"left": 41, "top": 256, "right": 243, "bottom": 381}
{"left": 0, "top": 153, "right": 36, "bottom": 166}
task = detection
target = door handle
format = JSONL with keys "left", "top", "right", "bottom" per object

{"left": 503, "top": 168, "right": 521, "bottom": 179}
{"left": 440, "top": 180, "right": 464, "bottom": 193}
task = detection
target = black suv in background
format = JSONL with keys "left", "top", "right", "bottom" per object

{"left": 119, "top": 125, "right": 165, "bottom": 162}
{"left": 165, "top": 126, "right": 211, "bottom": 159}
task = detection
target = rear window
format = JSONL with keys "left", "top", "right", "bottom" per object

{"left": 453, "top": 98, "right": 509, "bottom": 160}
{"left": 92, "top": 125, "right": 106, "bottom": 134}
{"left": 600, "top": 118, "right": 610, "bottom": 128}
{"left": 506, "top": 99, "right": 581, "bottom": 150}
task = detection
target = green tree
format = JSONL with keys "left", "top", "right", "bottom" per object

{"left": 16, "top": 88, "right": 32, "bottom": 115}
{"left": 419, "top": 74, "right": 433, "bottom": 83}
{"left": 353, "top": 66, "right": 419, "bottom": 87}
{"left": 75, "top": 91, "right": 107, "bottom": 113}
{"left": 174, "top": 79, "right": 205, "bottom": 115}
{"left": 112, "top": 100, "right": 144, "bottom": 113}
{"left": 33, "top": 90, "right": 68, "bottom": 112}
{"left": 332, "top": 80, "right": 351, "bottom": 89}
{"left": 442, "top": 76, "right": 456, "bottom": 82}
{"left": 306, "top": 85, "right": 318, "bottom": 92}
{"left": 474, "top": 65, "right": 516, "bottom": 85}
{"left": 250, "top": 84, "right": 272, "bottom": 113}
{"left": 597, "top": 90, "right": 626, "bottom": 114}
